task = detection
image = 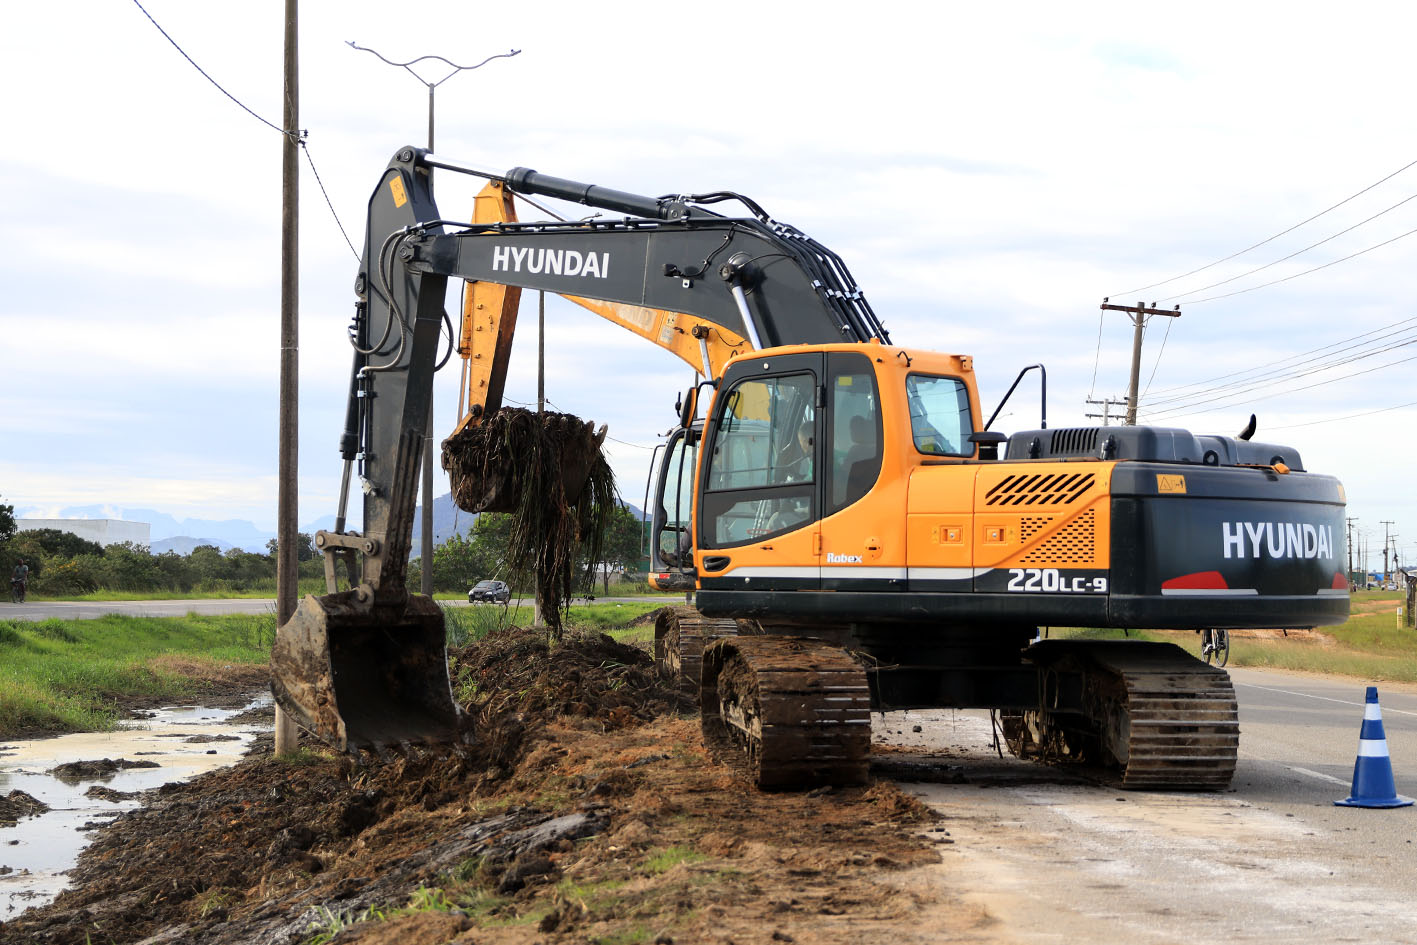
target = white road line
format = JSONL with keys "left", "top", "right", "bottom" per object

{"left": 1233, "top": 681, "right": 1417, "bottom": 717}
{"left": 1286, "top": 765, "right": 1352, "bottom": 786}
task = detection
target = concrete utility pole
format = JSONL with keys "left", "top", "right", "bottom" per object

{"left": 347, "top": 42, "right": 519, "bottom": 600}
{"left": 274, "top": 0, "right": 300, "bottom": 757}
{"left": 1099, "top": 300, "right": 1181, "bottom": 425}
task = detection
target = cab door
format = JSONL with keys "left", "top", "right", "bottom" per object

{"left": 696, "top": 353, "right": 823, "bottom": 591}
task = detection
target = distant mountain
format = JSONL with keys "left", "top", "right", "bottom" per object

{"left": 29, "top": 494, "right": 645, "bottom": 558}
{"left": 151, "top": 536, "right": 236, "bottom": 555}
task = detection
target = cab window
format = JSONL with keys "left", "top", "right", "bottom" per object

{"left": 827, "top": 355, "right": 882, "bottom": 513}
{"left": 906, "top": 374, "right": 972, "bottom": 456}
{"left": 702, "top": 372, "right": 815, "bottom": 546}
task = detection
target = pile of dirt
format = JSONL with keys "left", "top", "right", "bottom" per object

{"left": 0, "top": 790, "right": 48, "bottom": 825}
{"left": 442, "top": 408, "right": 615, "bottom": 635}
{"left": 0, "top": 626, "right": 950, "bottom": 945}
{"left": 47, "top": 758, "right": 160, "bottom": 783}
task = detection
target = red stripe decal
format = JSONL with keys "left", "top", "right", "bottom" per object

{"left": 1162, "top": 570, "right": 1230, "bottom": 591}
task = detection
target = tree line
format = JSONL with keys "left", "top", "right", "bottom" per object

{"left": 0, "top": 496, "right": 647, "bottom": 596}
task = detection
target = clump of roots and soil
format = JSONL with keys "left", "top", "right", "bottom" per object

{"left": 0, "top": 625, "right": 948, "bottom": 945}
{"left": 442, "top": 409, "right": 615, "bottom": 637}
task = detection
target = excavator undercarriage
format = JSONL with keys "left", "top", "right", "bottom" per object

{"left": 654, "top": 608, "right": 1240, "bottom": 791}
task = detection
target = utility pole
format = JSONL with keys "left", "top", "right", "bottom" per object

{"left": 1099, "top": 300, "right": 1181, "bottom": 425}
{"left": 530, "top": 290, "right": 545, "bottom": 628}
{"left": 273, "top": 0, "right": 300, "bottom": 757}
{"left": 348, "top": 42, "right": 520, "bottom": 601}
{"left": 1346, "top": 517, "right": 1357, "bottom": 589}
{"left": 1085, "top": 396, "right": 1128, "bottom": 426}
{"left": 1382, "top": 520, "right": 1394, "bottom": 585}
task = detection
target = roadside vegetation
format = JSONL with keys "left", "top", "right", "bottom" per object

{"left": 0, "top": 490, "right": 650, "bottom": 602}
{"left": 0, "top": 613, "right": 274, "bottom": 740}
{"left": 1055, "top": 590, "right": 1417, "bottom": 682}
{"left": 0, "top": 599, "right": 666, "bottom": 742}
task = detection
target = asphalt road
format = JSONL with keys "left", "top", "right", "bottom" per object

{"left": 883, "top": 667, "right": 1417, "bottom": 944}
{"left": 1, "top": 596, "right": 681, "bottom": 622}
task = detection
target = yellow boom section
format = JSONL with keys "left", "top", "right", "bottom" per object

{"left": 456, "top": 181, "right": 749, "bottom": 429}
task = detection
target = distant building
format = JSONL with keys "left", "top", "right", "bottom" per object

{"left": 16, "top": 518, "right": 151, "bottom": 549}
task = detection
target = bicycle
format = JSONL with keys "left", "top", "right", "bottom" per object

{"left": 1199, "top": 628, "right": 1229, "bottom": 667}
{"left": 10, "top": 579, "right": 25, "bottom": 604}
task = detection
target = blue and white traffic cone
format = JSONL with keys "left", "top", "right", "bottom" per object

{"left": 1335, "top": 686, "right": 1413, "bottom": 808}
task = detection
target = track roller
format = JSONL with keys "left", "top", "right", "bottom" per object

{"left": 1005, "top": 640, "right": 1239, "bottom": 790}
{"left": 700, "top": 636, "right": 871, "bottom": 790}
{"left": 653, "top": 607, "right": 740, "bottom": 685}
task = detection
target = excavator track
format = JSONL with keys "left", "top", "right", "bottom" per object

{"left": 1006, "top": 640, "right": 1239, "bottom": 790}
{"left": 700, "top": 636, "right": 871, "bottom": 790}
{"left": 653, "top": 607, "right": 740, "bottom": 686}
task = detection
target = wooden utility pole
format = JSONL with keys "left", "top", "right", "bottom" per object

{"left": 273, "top": 0, "right": 300, "bottom": 756}
{"left": 1099, "top": 300, "right": 1181, "bottom": 425}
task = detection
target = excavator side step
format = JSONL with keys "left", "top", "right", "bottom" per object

{"left": 700, "top": 636, "right": 871, "bottom": 790}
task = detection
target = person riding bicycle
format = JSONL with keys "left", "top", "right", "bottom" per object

{"left": 11, "top": 559, "right": 28, "bottom": 599}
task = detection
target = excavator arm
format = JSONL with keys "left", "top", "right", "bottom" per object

{"left": 273, "top": 146, "right": 890, "bottom": 751}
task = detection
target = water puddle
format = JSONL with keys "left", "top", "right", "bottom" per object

{"left": 0, "top": 694, "right": 273, "bottom": 918}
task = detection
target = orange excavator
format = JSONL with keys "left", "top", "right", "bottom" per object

{"left": 271, "top": 146, "right": 1349, "bottom": 789}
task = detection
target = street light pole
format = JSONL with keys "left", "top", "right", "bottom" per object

{"left": 347, "top": 41, "right": 519, "bottom": 598}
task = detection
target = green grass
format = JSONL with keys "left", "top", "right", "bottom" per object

{"left": 564, "top": 601, "right": 664, "bottom": 632}
{"left": 1051, "top": 590, "right": 1417, "bottom": 682}
{"left": 0, "top": 613, "right": 273, "bottom": 739}
{"left": 642, "top": 846, "right": 707, "bottom": 875}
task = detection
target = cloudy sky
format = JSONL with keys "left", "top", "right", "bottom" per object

{"left": 3, "top": 1, "right": 1416, "bottom": 567}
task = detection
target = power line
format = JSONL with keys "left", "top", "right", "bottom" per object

{"left": 1183, "top": 223, "right": 1417, "bottom": 305}
{"left": 1142, "top": 324, "right": 1417, "bottom": 411}
{"left": 1156, "top": 189, "right": 1417, "bottom": 303}
{"left": 1140, "top": 350, "right": 1417, "bottom": 422}
{"left": 1139, "top": 316, "right": 1173, "bottom": 398}
{"left": 1267, "top": 400, "right": 1417, "bottom": 430}
{"left": 133, "top": 0, "right": 359, "bottom": 260}
{"left": 1142, "top": 334, "right": 1417, "bottom": 417}
{"left": 1110, "top": 153, "right": 1417, "bottom": 298}
{"left": 1145, "top": 315, "right": 1417, "bottom": 397}
{"left": 131, "top": 0, "right": 289, "bottom": 137}
{"left": 1086, "top": 308, "right": 1105, "bottom": 399}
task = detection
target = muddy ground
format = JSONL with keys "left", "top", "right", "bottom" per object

{"left": 0, "top": 616, "right": 963, "bottom": 945}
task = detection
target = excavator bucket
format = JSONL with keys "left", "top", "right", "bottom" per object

{"left": 270, "top": 589, "right": 466, "bottom": 753}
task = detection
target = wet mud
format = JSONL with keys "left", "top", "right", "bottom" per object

{"left": 0, "top": 626, "right": 952, "bottom": 945}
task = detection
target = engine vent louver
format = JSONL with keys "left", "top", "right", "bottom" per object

{"left": 1049, "top": 428, "right": 1099, "bottom": 456}
{"left": 984, "top": 472, "right": 1096, "bottom": 507}
{"left": 1019, "top": 509, "right": 1097, "bottom": 564}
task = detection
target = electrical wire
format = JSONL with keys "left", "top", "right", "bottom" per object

{"left": 1144, "top": 315, "right": 1417, "bottom": 397}
{"left": 133, "top": 0, "right": 360, "bottom": 262}
{"left": 1157, "top": 189, "right": 1417, "bottom": 303}
{"left": 1141, "top": 330, "right": 1417, "bottom": 415}
{"left": 1184, "top": 223, "right": 1417, "bottom": 305}
{"left": 1266, "top": 400, "right": 1417, "bottom": 430}
{"left": 1086, "top": 310, "right": 1105, "bottom": 399}
{"left": 1139, "top": 350, "right": 1417, "bottom": 422}
{"left": 302, "top": 142, "right": 360, "bottom": 260}
{"left": 1111, "top": 153, "right": 1417, "bottom": 298}
{"left": 1139, "top": 316, "right": 1173, "bottom": 399}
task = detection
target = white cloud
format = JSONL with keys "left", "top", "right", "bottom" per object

{"left": 3, "top": 0, "right": 1416, "bottom": 552}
